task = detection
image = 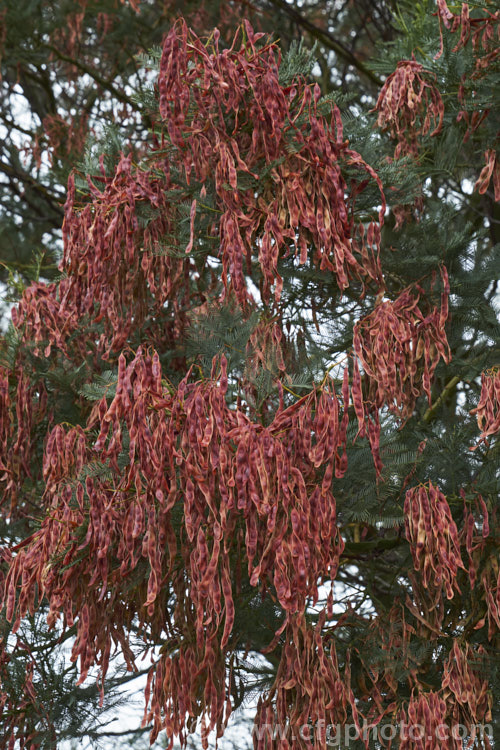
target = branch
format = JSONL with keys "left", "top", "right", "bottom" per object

{"left": 66, "top": 725, "right": 150, "bottom": 741}
{"left": 342, "top": 537, "right": 402, "bottom": 555}
{"left": 422, "top": 375, "right": 461, "bottom": 424}
{"left": 264, "top": 0, "right": 383, "bottom": 86}
{"left": 0, "top": 160, "right": 64, "bottom": 216}
{"left": 92, "top": 727, "right": 149, "bottom": 737}
{"left": 43, "top": 44, "right": 153, "bottom": 130}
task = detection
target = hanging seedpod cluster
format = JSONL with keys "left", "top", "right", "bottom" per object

{"left": 0, "top": 366, "right": 47, "bottom": 515}
{"left": 436, "top": 0, "right": 499, "bottom": 192}
{"left": 374, "top": 60, "right": 444, "bottom": 159}
{"left": 10, "top": 279, "right": 85, "bottom": 359}
{"left": 436, "top": 0, "right": 500, "bottom": 64}
{"left": 3, "top": 349, "right": 353, "bottom": 743}
{"left": 442, "top": 641, "right": 492, "bottom": 729}
{"left": 461, "top": 491, "right": 490, "bottom": 589}
{"left": 61, "top": 155, "right": 189, "bottom": 355}
{"left": 373, "top": 59, "right": 444, "bottom": 227}
{"left": 353, "top": 267, "right": 451, "bottom": 422}
{"left": 398, "top": 692, "right": 456, "bottom": 750}
{"left": 253, "top": 613, "right": 363, "bottom": 750}
{"left": 404, "top": 482, "right": 465, "bottom": 600}
{"left": 158, "top": 20, "right": 385, "bottom": 304}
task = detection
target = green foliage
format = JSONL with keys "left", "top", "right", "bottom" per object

{"left": 278, "top": 39, "right": 318, "bottom": 85}
{"left": 186, "top": 302, "right": 258, "bottom": 375}
{"left": 79, "top": 371, "right": 117, "bottom": 402}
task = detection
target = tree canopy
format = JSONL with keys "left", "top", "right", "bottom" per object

{"left": 0, "top": 1, "right": 499, "bottom": 748}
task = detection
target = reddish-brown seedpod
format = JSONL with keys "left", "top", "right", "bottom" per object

{"left": 475, "top": 149, "right": 500, "bottom": 200}
{"left": 482, "top": 563, "right": 500, "bottom": 641}
{"left": 459, "top": 490, "right": 490, "bottom": 591}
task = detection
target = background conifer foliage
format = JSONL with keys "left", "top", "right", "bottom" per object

{"left": 0, "top": 0, "right": 499, "bottom": 748}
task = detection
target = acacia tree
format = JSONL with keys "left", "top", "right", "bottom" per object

{"left": 0, "top": 1, "right": 499, "bottom": 748}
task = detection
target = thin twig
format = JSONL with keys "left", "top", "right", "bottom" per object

{"left": 265, "top": 0, "right": 383, "bottom": 86}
